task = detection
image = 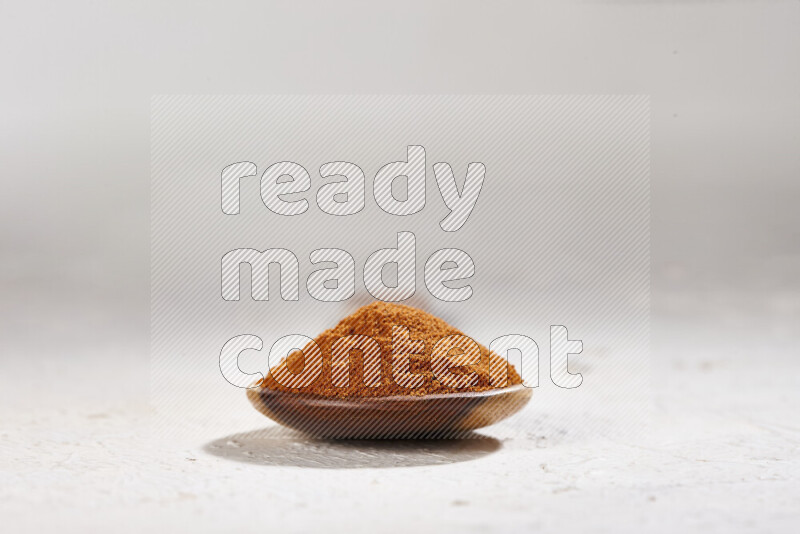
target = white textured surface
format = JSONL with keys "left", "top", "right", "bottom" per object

{"left": 2, "top": 309, "right": 798, "bottom": 533}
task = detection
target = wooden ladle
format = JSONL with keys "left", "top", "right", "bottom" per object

{"left": 247, "top": 384, "right": 532, "bottom": 439}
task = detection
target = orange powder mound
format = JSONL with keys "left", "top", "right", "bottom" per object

{"left": 259, "top": 302, "right": 523, "bottom": 398}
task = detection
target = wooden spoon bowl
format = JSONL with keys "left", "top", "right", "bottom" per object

{"left": 246, "top": 384, "right": 532, "bottom": 439}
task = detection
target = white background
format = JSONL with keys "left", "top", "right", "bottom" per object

{"left": 1, "top": 1, "right": 798, "bottom": 532}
